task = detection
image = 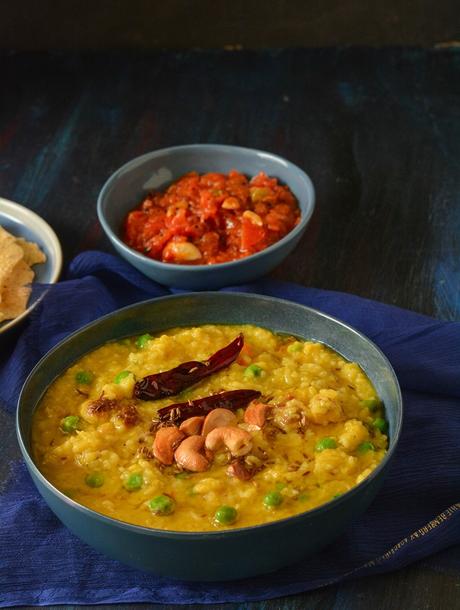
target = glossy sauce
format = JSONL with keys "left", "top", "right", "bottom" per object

{"left": 123, "top": 171, "right": 301, "bottom": 264}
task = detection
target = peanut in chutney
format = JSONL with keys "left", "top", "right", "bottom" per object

{"left": 32, "top": 325, "right": 388, "bottom": 531}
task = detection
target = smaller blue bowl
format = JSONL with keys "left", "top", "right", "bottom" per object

{"left": 97, "top": 144, "right": 315, "bottom": 289}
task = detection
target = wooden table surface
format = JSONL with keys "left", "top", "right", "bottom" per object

{"left": 1, "top": 48, "right": 459, "bottom": 610}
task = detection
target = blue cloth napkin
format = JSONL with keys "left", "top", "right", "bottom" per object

{"left": 1, "top": 251, "right": 459, "bottom": 606}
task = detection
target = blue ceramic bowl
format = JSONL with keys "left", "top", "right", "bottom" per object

{"left": 97, "top": 144, "right": 315, "bottom": 289}
{"left": 17, "top": 293, "right": 402, "bottom": 581}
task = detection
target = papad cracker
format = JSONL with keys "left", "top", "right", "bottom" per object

{"left": 0, "top": 260, "right": 34, "bottom": 322}
{"left": 0, "top": 228, "right": 24, "bottom": 296}
{"left": 0, "top": 225, "right": 47, "bottom": 322}
{"left": 16, "top": 237, "right": 47, "bottom": 266}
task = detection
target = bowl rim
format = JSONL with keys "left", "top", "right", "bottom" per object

{"left": 97, "top": 144, "right": 315, "bottom": 272}
{"left": 17, "top": 291, "right": 403, "bottom": 539}
{"left": 0, "top": 197, "right": 63, "bottom": 334}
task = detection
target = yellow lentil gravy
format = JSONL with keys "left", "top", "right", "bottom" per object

{"left": 32, "top": 325, "right": 388, "bottom": 531}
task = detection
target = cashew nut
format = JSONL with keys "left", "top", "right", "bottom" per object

{"left": 153, "top": 426, "right": 185, "bottom": 465}
{"left": 205, "top": 426, "right": 252, "bottom": 457}
{"left": 244, "top": 401, "right": 271, "bottom": 428}
{"left": 202, "top": 408, "right": 237, "bottom": 437}
{"left": 174, "top": 435, "right": 210, "bottom": 472}
{"left": 179, "top": 416, "right": 205, "bottom": 436}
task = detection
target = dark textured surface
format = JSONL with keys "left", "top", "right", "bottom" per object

{"left": 1, "top": 48, "right": 460, "bottom": 608}
{"left": 1, "top": 0, "right": 460, "bottom": 49}
{"left": 1, "top": 48, "right": 460, "bottom": 319}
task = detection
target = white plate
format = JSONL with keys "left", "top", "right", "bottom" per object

{"left": 0, "top": 197, "right": 62, "bottom": 334}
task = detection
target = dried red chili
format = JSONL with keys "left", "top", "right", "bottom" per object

{"left": 134, "top": 334, "right": 244, "bottom": 401}
{"left": 157, "top": 389, "right": 261, "bottom": 424}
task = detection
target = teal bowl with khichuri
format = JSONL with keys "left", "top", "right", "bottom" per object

{"left": 17, "top": 293, "right": 402, "bottom": 580}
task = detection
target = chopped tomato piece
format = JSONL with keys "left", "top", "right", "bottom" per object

{"left": 241, "top": 216, "right": 266, "bottom": 252}
{"left": 124, "top": 211, "right": 147, "bottom": 247}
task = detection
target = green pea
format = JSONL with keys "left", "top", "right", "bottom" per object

{"left": 148, "top": 494, "right": 175, "bottom": 515}
{"left": 315, "top": 437, "right": 337, "bottom": 452}
{"left": 124, "top": 473, "right": 143, "bottom": 491}
{"left": 333, "top": 493, "right": 343, "bottom": 499}
{"left": 244, "top": 364, "right": 263, "bottom": 378}
{"left": 372, "top": 418, "right": 388, "bottom": 433}
{"left": 357, "top": 441, "right": 375, "bottom": 454}
{"left": 297, "top": 493, "right": 309, "bottom": 502}
{"left": 114, "top": 370, "right": 132, "bottom": 384}
{"left": 174, "top": 472, "right": 190, "bottom": 480}
{"left": 263, "top": 491, "right": 283, "bottom": 508}
{"left": 362, "top": 398, "right": 381, "bottom": 411}
{"left": 214, "top": 505, "right": 237, "bottom": 525}
{"left": 60, "top": 415, "right": 80, "bottom": 434}
{"left": 85, "top": 473, "right": 104, "bottom": 488}
{"left": 287, "top": 341, "right": 303, "bottom": 353}
{"left": 275, "top": 482, "right": 286, "bottom": 491}
{"left": 136, "top": 333, "right": 153, "bottom": 349}
{"left": 75, "top": 370, "right": 93, "bottom": 385}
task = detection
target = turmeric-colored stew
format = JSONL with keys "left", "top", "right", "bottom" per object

{"left": 32, "top": 325, "right": 388, "bottom": 531}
